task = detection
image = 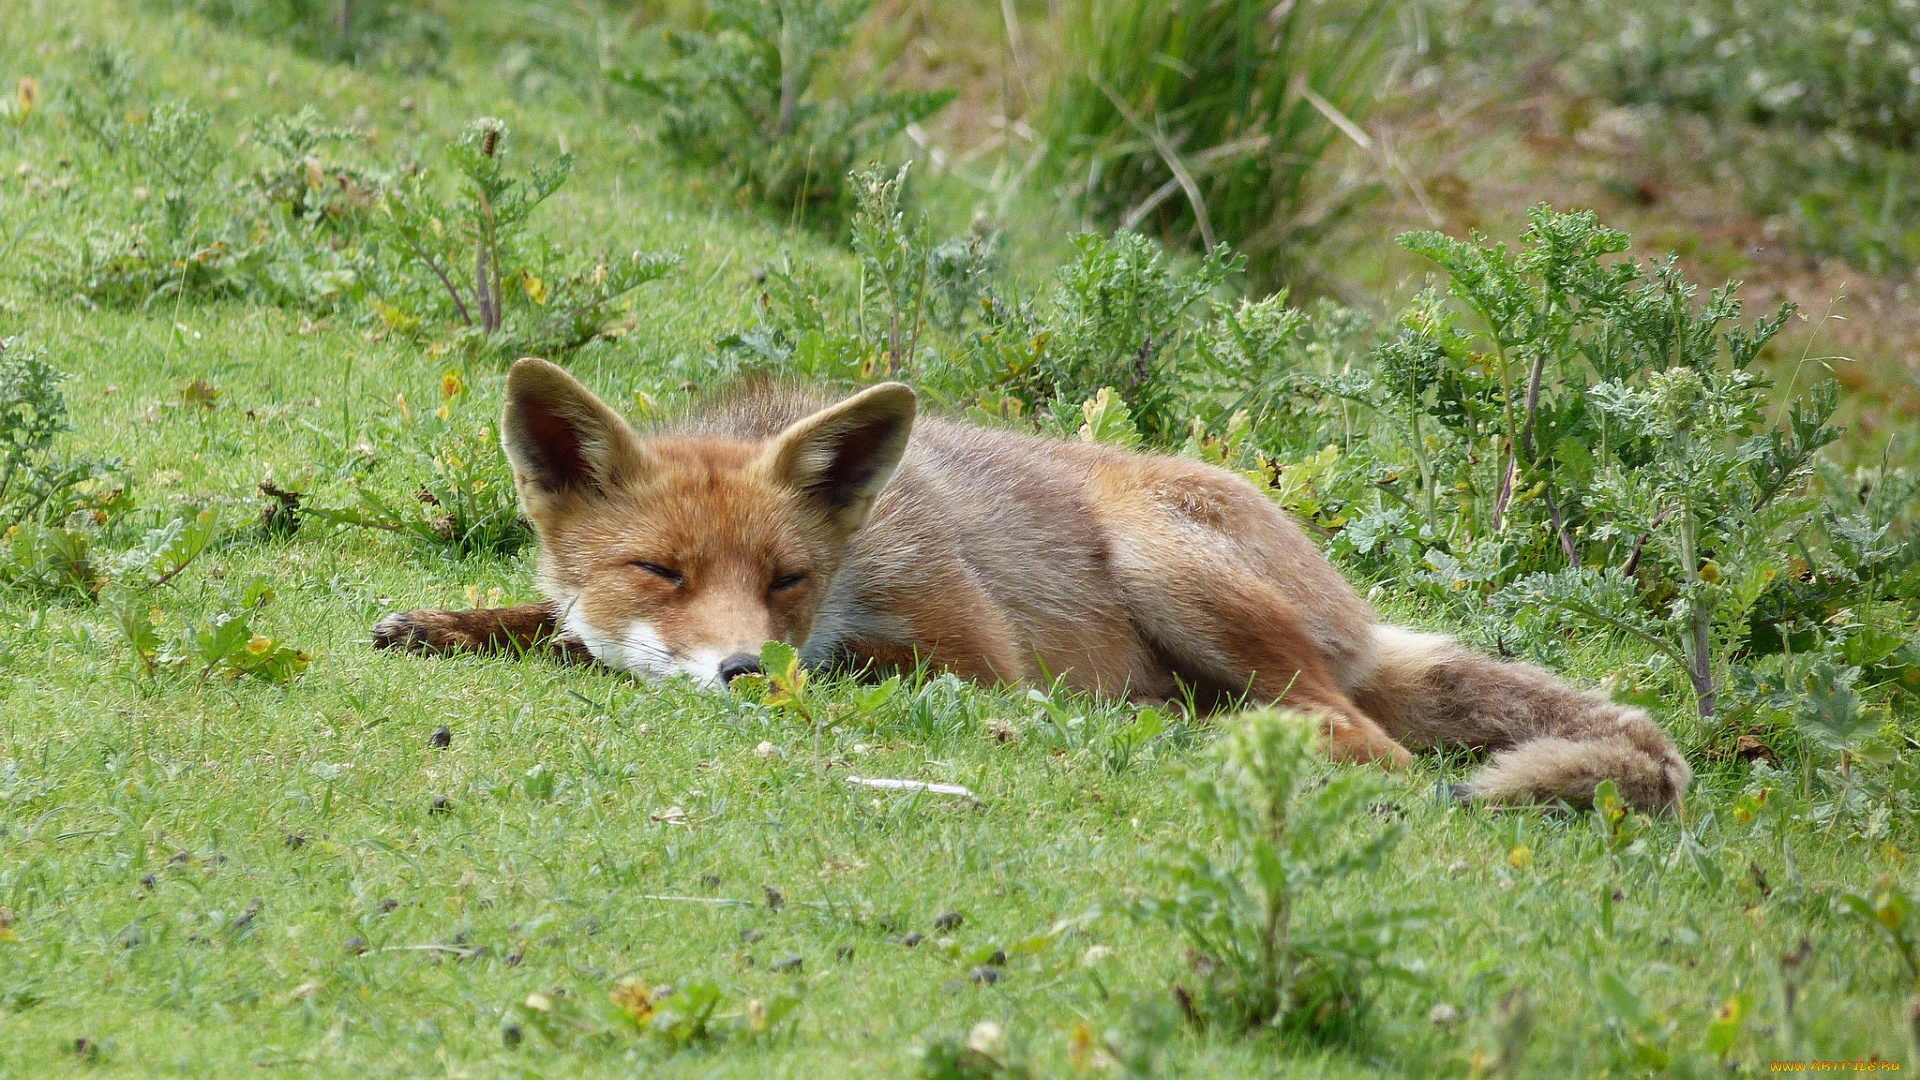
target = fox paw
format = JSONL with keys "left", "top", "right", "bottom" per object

{"left": 371, "top": 610, "right": 469, "bottom": 654}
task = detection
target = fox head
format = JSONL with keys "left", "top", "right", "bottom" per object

{"left": 500, "top": 358, "right": 916, "bottom": 686}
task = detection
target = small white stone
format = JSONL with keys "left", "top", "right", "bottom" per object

{"left": 1429, "top": 1002, "right": 1460, "bottom": 1027}
{"left": 754, "top": 740, "right": 776, "bottom": 759}
{"left": 965, "top": 1021, "right": 1005, "bottom": 1057}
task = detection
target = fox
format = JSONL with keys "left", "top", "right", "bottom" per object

{"left": 373, "top": 358, "right": 1692, "bottom": 811}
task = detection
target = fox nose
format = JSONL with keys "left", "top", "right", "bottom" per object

{"left": 717, "top": 653, "right": 762, "bottom": 684}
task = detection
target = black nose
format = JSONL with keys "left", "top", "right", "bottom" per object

{"left": 717, "top": 653, "right": 762, "bottom": 684}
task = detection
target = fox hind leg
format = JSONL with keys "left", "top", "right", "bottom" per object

{"left": 1088, "top": 459, "right": 1410, "bottom": 766}
{"left": 1100, "top": 535, "right": 1409, "bottom": 765}
{"left": 1182, "top": 576, "right": 1412, "bottom": 768}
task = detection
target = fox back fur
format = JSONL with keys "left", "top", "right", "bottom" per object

{"left": 374, "top": 358, "right": 1691, "bottom": 811}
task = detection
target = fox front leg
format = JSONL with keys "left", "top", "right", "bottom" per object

{"left": 372, "top": 600, "right": 591, "bottom": 661}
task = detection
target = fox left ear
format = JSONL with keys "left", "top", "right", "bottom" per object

{"left": 763, "top": 382, "right": 916, "bottom": 532}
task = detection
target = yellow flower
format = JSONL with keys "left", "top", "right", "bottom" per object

{"left": 608, "top": 978, "right": 653, "bottom": 1024}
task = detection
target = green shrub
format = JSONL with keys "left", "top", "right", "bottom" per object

{"left": 106, "top": 562, "right": 312, "bottom": 684}
{"left": 1309, "top": 206, "right": 1858, "bottom": 722}
{"left": 1040, "top": 0, "right": 1389, "bottom": 285}
{"left": 366, "top": 118, "right": 680, "bottom": 358}
{"left": 622, "top": 0, "right": 953, "bottom": 224}
{"left": 1130, "top": 709, "right": 1424, "bottom": 1038}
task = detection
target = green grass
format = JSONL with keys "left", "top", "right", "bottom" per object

{"left": 1, "top": 2, "right": 1916, "bottom": 1076}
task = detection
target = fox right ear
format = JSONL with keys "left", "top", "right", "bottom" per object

{"left": 501, "top": 358, "right": 648, "bottom": 509}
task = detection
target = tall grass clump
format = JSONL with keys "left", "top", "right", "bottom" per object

{"left": 1039, "top": 0, "right": 1389, "bottom": 286}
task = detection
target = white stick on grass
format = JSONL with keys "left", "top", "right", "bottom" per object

{"left": 844, "top": 776, "right": 977, "bottom": 798}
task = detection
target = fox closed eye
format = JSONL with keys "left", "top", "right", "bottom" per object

{"left": 633, "top": 561, "right": 685, "bottom": 586}
{"left": 770, "top": 573, "right": 807, "bottom": 591}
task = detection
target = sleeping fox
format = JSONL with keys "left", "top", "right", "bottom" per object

{"left": 373, "top": 358, "right": 1691, "bottom": 811}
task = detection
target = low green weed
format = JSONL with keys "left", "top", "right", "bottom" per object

{"left": 501, "top": 974, "right": 800, "bottom": 1052}
{"left": 0, "top": 339, "right": 133, "bottom": 599}
{"left": 104, "top": 566, "right": 311, "bottom": 684}
{"left": 37, "top": 61, "right": 676, "bottom": 356}
{"left": 1737, "top": 656, "right": 1916, "bottom": 841}
{"left": 306, "top": 371, "right": 531, "bottom": 557}
{"left": 1838, "top": 876, "right": 1920, "bottom": 989}
{"left": 621, "top": 0, "right": 952, "bottom": 225}
{"left": 1130, "top": 709, "right": 1424, "bottom": 1039}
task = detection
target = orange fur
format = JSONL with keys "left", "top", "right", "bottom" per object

{"left": 373, "top": 360, "right": 1690, "bottom": 811}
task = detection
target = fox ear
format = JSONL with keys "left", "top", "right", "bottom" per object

{"left": 763, "top": 382, "right": 916, "bottom": 531}
{"left": 501, "top": 358, "right": 648, "bottom": 509}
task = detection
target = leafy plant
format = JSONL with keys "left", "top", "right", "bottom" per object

{"left": 368, "top": 118, "right": 679, "bottom": 358}
{"left": 105, "top": 571, "right": 311, "bottom": 684}
{"left": 0, "top": 340, "right": 133, "bottom": 600}
{"left": 847, "top": 164, "right": 935, "bottom": 376}
{"left": 307, "top": 372, "right": 531, "bottom": 557}
{"left": 1035, "top": 232, "right": 1238, "bottom": 442}
{"left": 1737, "top": 655, "right": 1913, "bottom": 839}
{"left": 1130, "top": 709, "right": 1424, "bottom": 1038}
{"left": 1837, "top": 875, "right": 1920, "bottom": 989}
{"left": 1041, "top": 0, "right": 1389, "bottom": 284}
{"left": 43, "top": 63, "right": 368, "bottom": 310}
{"left": 1315, "top": 206, "right": 1841, "bottom": 723}
{"left": 622, "top": 0, "right": 953, "bottom": 223}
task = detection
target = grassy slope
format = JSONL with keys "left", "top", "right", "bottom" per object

{"left": 0, "top": 2, "right": 1913, "bottom": 1077}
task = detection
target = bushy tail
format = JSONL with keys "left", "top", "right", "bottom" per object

{"left": 1348, "top": 626, "right": 1691, "bottom": 812}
